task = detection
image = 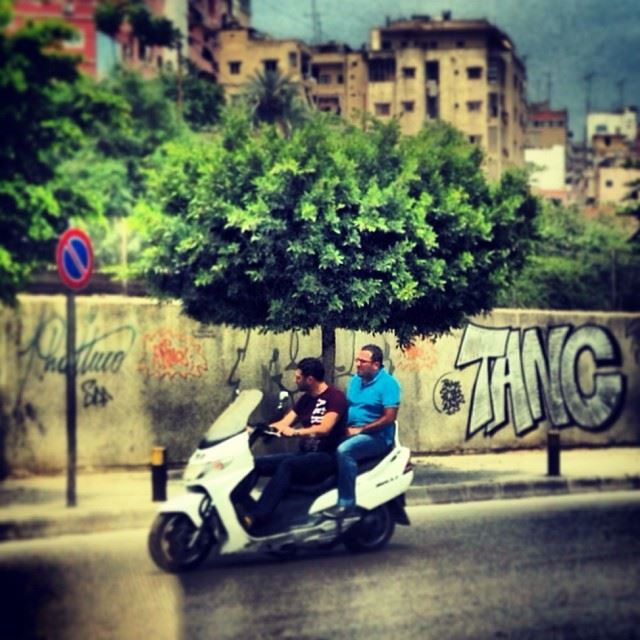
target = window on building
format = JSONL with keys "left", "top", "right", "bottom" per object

{"left": 382, "top": 40, "right": 392, "bottom": 50}
{"left": 337, "top": 74, "right": 344, "bottom": 84}
{"left": 229, "top": 61, "right": 241, "bottom": 74}
{"left": 467, "top": 66, "right": 482, "bottom": 79}
{"left": 605, "top": 180, "right": 614, "bottom": 187}
{"left": 375, "top": 102, "right": 391, "bottom": 116}
{"left": 596, "top": 124, "right": 607, "bottom": 133}
{"left": 402, "top": 66, "right": 416, "bottom": 78}
{"left": 489, "top": 92, "right": 499, "bottom": 118}
{"left": 289, "top": 52, "right": 298, "bottom": 68}
{"left": 319, "top": 74, "right": 331, "bottom": 84}
{"left": 467, "top": 100, "right": 482, "bottom": 112}
{"left": 425, "top": 60, "right": 439, "bottom": 82}
{"left": 264, "top": 59, "right": 278, "bottom": 72}
{"left": 456, "top": 40, "right": 466, "bottom": 48}
{"left": 369, "top": 58, "right": 396, "bottom": 82}
{"left": 402, "top": 101, "right": 415, "bottom": 112}
{"left": 468, "top": 135, "right": 482, "bottom": 145}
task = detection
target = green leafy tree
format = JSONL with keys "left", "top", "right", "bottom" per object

{"left": 0, "top": 2, "right": 124, "bottom": 304}
{"left": 498, "top": 201, "right": 639, "bottom": 310}
{"left": 244, "top": 69, "right": 307, "bottom": 136}
{"left": 135, "top": 111, "right": 538, "bottom": 377}
{"left": 160, "top": 63, "right": 225, "bottom": 132}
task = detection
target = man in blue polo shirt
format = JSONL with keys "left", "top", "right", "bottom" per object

{"left": 323, "top": 344, "right": 400, "bottom": 519}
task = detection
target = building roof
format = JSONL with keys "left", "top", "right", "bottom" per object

{"left": 529, "top": 110, "right": 568, "bottom": 122}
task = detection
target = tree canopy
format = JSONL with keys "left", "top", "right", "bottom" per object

{"left": 498, "top": 201, "right": 639, "bottom": 311}
{"left": 135, "top": 110, "right": 538, "bottom": 372}
{"left": 0, "top": 3, "right": 124, "bottom": 304}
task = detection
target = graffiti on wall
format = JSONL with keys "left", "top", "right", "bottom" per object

{"left": 138, "top": 329, "right": 208, "bottom": 380}
{"left": 18, "top": 310, "right": 137, "bottom": 386}
{"left": 81, "top": 379, "right": 113, "bottom": 408}
{"left": 454, "top": 322, "right": 627, "bottom": 440}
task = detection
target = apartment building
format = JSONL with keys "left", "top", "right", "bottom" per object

{"left": 364, "top": 14, "right": 528, "bottom": 180}
{"left": 216, "top": 27, "right": 312, "bottom": 100}
{"left": 525, "top": 102, "right": 568, "bottom": 148}
{"left": 11, "top": 0, "right": 99, "bottom": 77}
{"left": 309, "top": 42, "right": 367, "bottom": 124}
{"left": 587, "top": 107, "right": 638, "bottom": 145}
{"left": 189, "top": 0, "right": 251, "bottom": 77}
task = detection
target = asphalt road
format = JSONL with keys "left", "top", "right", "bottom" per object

{"left": 0, "top": 493, "right": 638, "bottom": 640}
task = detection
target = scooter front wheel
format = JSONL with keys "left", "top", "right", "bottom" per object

{"left": 342, "top": 503, "right": 395, "bottom": 553}
{"left": 148, "top": 513, "right": 214, "bottom": 573}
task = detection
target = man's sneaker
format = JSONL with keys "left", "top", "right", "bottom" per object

{"left": 321, "top": 504, "right": 361, "bottom": 520}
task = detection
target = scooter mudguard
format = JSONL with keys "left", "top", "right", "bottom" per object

{"left": 156, "top": 491, "right": 207, "bottom": 528}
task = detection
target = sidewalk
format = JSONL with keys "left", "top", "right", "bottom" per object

{"left": 0, "top": 447, "right": 638, "bottom": 542}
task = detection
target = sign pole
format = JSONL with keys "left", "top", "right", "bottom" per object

{"left": 57, "top": 227, "right": 93, "bottom": 508}
{"left": 66, "top": 290, "right": 77, "bottom": 507}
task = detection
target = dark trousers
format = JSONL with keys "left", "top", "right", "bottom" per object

{"left": 252, "top": 452, "right": 335, "bottom": 523}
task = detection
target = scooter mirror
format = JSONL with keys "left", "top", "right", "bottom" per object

{"left": 276, "top": 390, "right": 290, "bottom": 412}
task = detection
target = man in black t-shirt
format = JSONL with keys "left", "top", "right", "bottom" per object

{"left": 241, "top": 358, "right": 347, "bottom": 530}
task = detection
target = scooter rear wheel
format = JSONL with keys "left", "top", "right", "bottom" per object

{"left": 342, "top": 503, "right": 395, "bottom": 553}
{"left": 148, "top": 513, "right": 214, "bottom": 573}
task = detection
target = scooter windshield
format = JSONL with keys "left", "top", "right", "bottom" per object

{"left": 202, "top": 389, "right": 264, "bottom": 445}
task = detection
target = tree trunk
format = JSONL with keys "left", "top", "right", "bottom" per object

{"left": 321, "top": 324, "right": 336, "bottom": 385}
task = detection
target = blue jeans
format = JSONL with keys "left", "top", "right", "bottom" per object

{"left": 335, "top": 433, "right": 389, "bottom": 507}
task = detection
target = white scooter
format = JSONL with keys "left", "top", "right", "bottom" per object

{"left": 148, "top": 389, "right": 414, "bottom": 573}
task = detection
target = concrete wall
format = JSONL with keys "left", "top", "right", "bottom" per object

{"left": 1, "top": 296, "right": 639, "bottom": 473}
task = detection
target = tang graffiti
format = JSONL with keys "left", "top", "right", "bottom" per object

{"left": 139, "top": 329, "right": 208, "bottom": 380}
{"left": 455, "top": 322, "right": 626, "bottom": 440}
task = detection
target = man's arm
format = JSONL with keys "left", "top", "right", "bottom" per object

{"left": 295, "top": 411, "right": 341, "bottom": 437}
{"left": 270, "top": 409, "right": 297, "bottom": 433}
{"left": 347, "top": 406, "right": 398, "bottom": 437}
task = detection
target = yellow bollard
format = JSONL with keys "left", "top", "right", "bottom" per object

{"left": 151, "top": 446, "right": 168, "bottom": 501}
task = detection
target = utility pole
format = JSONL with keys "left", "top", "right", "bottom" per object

{"left": 583, "top": 72, "right": 595, "bottom": 145}
{"left": 545, "top": 71, "right": 552, "bottom": 106}
{"left": 617, "top": 78, "right": 626, "bottom": 110}
{"left": 309, "top": 0, "right": 322, "bottom": 45}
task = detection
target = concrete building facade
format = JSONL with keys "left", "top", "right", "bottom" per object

{"left": 11, "top": 0, "right": 100, "bottom": 77}
{"left": 525, "top": 103, "right": 568, "bottom": 148}
{"left": 525, "top": 144, "right": 568, "bottom": 203}
{"left": 363, "top": 15, "right": 527, "bottom": 181}
{"left": 597, "top": 166, "right": 640, "bottom": 205}
{"left": 216, "top": 27, "right": 312, "bottom": 100}
{"left": 587, "top": 107, "right": 638, "bottom": 145}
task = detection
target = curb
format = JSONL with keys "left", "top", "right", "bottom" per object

{"left": 405, "top": 475, "right": 640, "bottom": 506}
{"left": 1, "top": 477, "right": 639, "bottom": 542}
{"left": 0, "top": 509, "right": 158, "bottom": 542}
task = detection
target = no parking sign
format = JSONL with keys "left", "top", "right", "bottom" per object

{"left": 56, "top": 228, "right": 94, "bottom": 290}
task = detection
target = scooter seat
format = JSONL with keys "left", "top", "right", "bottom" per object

{"left": 287, "top": 453, "right": 388, "bottom": 495}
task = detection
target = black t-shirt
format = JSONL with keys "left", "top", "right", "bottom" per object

{"left": 293, "top": 386, "right": 348, "bottom": 453}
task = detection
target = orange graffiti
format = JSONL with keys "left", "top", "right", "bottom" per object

{"left": 397, "top": 342, "right": 439, "bottom": 372}
{"left": 138, "top": 329, "right": 208, "bottom": 380}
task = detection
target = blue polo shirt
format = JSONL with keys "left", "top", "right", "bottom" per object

{"left": 347, "top": 367, "right": 401, "bottom": 446}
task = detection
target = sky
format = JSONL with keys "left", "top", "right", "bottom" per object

{"left": 252, "top": 0, "right": 640, "bottom": 142}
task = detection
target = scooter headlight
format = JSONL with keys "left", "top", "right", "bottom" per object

{"left": 184, "top": 458, "right": 232, "bottom": 482}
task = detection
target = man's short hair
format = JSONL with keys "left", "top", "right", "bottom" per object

{"left": 361, "top": 344, "right": 383, "bottom": 364}
{"left": 297, "top": 357, "right": 325, "bottom": 381}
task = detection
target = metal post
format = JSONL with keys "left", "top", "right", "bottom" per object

{"left": 547, "top": 431, "right": 561, "bottom": 477}
{"left": 151, "top": 447, "right": 168, "bottom": 501}
{"left": 66, "top": 291, "right": 77, "bottom": 507}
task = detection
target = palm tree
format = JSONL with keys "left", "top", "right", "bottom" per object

{"left": 244, "top": 69, "right": 307, "bottom": 136}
